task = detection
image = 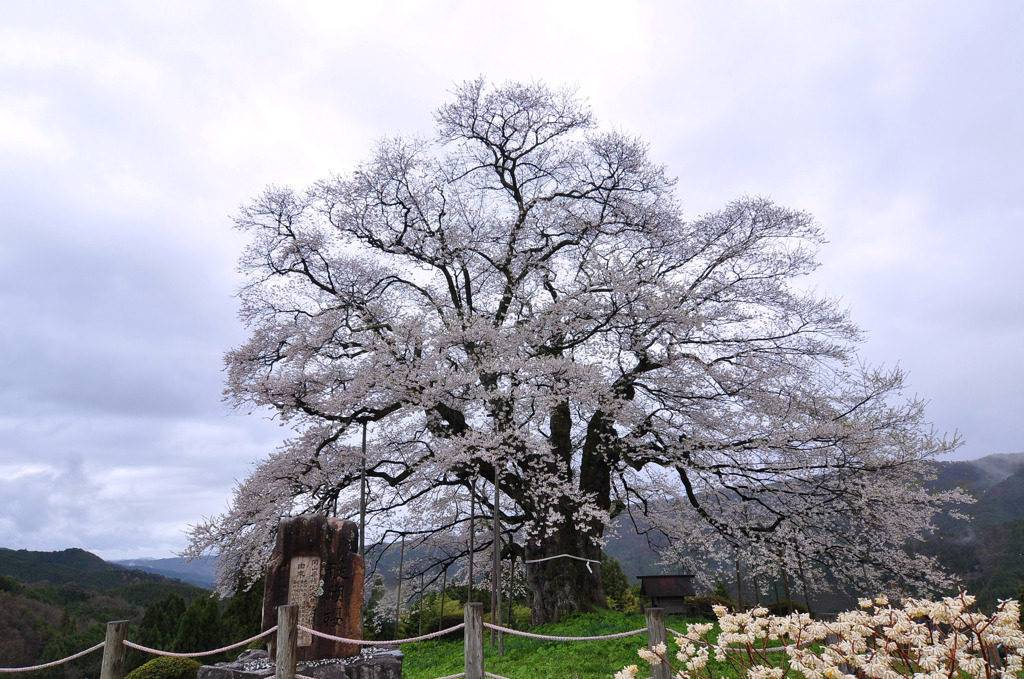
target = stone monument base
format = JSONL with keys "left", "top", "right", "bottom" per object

{"left": 197, "top": 649, "right": 402, "bottom": 679}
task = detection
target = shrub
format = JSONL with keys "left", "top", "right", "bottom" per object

{"left": 125, "top": 657, "right": 201, "bottom": 679}
{"left": 687, "top": 595, "right": 734, "bottom": 620}
{"left": 764, "top": 599, "right": 808, "bottom": 616}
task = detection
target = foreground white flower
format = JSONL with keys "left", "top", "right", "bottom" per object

{"left": 622, "top": 593, "right": 1023, "bottom": 679}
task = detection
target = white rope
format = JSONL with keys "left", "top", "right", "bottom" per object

{"left": 484, "top": 673, "right": 511, "bottom": 679}
{"left": 0, "top": 642, "right": 105, "bottom": 673}
{"left": 123, "top": 626, "right": 278, "bottom": 658}
{"left": 431, "top": 674, "right": 465, "bottom": 679}
{"left": 299, "top": 623, "right": 465, "bottom": 646}
{"left": 522, "top": 554, "right": 600, "bottom": 573}
{"left": 483, "top": 622, "right": 647, "bottom": 642}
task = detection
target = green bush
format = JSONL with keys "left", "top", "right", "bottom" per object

{"left": 764, "top": 599, "right": 809, "bottom": 616}
{"left": 0, "top": 574, "right": 23, "bottom": 593}
{"left": 125, "top": 656, "right": 201, "bottom": 679}
{"left": 687, "top": 595, "right": 735, "bottom": 620}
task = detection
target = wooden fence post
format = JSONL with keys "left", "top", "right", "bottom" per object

{"left": 983, "top": 643, "right": 1003, "bottom": 670}
{"left": 645, "top": 607, "right": 669, "bottom": 679}
{"left": 464, "top": 602, "right": 484, "bottom": 679}
{"left": 276, "top": 604, "right": 298, "bottom": 679}
{"left": 825, "top": 633, "right": 854, "bottom": 676}
{"left": 99, "top": 620, "right": 128, "bottom": 679}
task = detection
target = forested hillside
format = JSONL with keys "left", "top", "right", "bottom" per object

{"left": 918, "top": 453, "right": 1024, "bottom": 610}
{"left": 0, "top": 549, "right": 261, "bottom": 678}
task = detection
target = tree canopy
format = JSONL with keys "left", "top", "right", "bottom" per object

{"left": 187, "top": 79, "right": 965, "bottom": 623}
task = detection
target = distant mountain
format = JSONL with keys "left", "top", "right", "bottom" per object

{"left": 0, "top": 547, "right": 210, "bottom": 593}
{"left": 111, "top": 555, "right": 219, "bottom": 589}
{"left": 0, "top": 547, "right": 131, "bottom": 590}
{"left": 932, "top": 452, "right": 1024, "bottom": 492}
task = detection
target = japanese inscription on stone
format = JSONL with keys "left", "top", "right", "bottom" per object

{"left": 287, "top": 555, "right": 323, "bottom": 646}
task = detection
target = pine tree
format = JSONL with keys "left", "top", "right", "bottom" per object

{"left": 172, "top": 596, "right": 223, "bottom": 655}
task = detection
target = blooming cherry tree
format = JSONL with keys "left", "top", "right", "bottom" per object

{"left": 187, "top": 79, "right": 966, "bottom": 623}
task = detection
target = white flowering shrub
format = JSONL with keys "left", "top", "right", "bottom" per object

{"left": 618, "top": 593, "right": 1023, "bottom": 679}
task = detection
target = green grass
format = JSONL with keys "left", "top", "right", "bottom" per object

{"left": 399, "top": 609, "right": 712, "bottom": 679}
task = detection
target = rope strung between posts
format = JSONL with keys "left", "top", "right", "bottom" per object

{"left": 0, "top": 642, "right": 105, "bottom": 673}
{"left": 484, "top": 673, "right": 511, "bottom": 679}
{"left": 483, "top": 621, "right": 647, "bottom": 642}
{"left": 521, "top": 553, "right": 601, "bottom": 573}
{"left": 665, "top": 628, "right": 814, "bottom": 654}
{"left": 123, "top": 626, "right": 278, "bottom": 658}
{"left": 429, "top": 674, "right": 465, "bottom": 679}
{"left": 299, "top": 623, "right": 465, "bottom": 645}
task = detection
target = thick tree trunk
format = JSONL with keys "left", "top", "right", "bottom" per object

{"left": 525, "top": 511, "right": 606, "bottom": 624}
{"left": 521, "top": 404, "right": 613, "bottom": 624}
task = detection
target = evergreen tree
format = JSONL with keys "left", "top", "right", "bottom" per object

{"left": 139, "top": 594, "right": 187, "bottom": 650}
{"left": 221, "top": 578, "right": 264, "bottom": 645}
{"left": 172, "top": 596, "right": 223, "bottom": 656}
{"left": 601, "top": 556, "right": 630, "bottom": 611}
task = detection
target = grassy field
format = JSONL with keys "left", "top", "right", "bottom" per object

{"left": 398, "top": 609, "right": 711, "bottom": 679}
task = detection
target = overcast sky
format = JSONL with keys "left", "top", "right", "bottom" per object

{"left": 1, "top": 1, "right": 1021, "bottom": 560}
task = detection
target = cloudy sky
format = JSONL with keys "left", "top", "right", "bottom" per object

{"left": 1, "top": 1, "right": 1021, "bottom": 560}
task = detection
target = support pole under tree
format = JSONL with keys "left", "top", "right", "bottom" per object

{"left": 797, "top": 554, "right": 813, "bottom": 616}
{"left": 464, "top": 602, "right": 484, "bottom": 679}
{"left": 99, "top": 620, "right": 128, "bottom": 679}
{"left": 491, "top": 466, "right": 502, "bottom": 652}
{"left": 359, "top": 420, "right": 367, "bottom": 557}
{"left": 506, "top": 544, "right": 514, "bottom": 628}
{"left": 395, "top": 535, "right": 405, "bottom": 635}
{"left": 276, "top": 605, "right": 298, "bottom": 679}
{"left": 439, "top": 565, "right": 448, "bottom": 633}
{"left": 645, "top": 608, "right": 670, "bottom": 679}
{"left": 468, "top": 479, "right": 475, "bottom": 603}
{"left": 418, "top": 571, "right": 424, "bottom": 653}
{"left": 781, "top": 566, "right": 793, "bottom": 613}
{"left": 735, "top": 555, "right": 744, "bottom": 610}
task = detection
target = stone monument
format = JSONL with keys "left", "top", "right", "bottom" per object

{"left": 197, "top": 514, "right": 402, "bottom": 679}
{"left": 263, "top": 515, "right": 364, "bottom": 660}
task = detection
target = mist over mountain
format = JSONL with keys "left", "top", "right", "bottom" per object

{"left": 110, "top": 555, "right": 218, "bottom": 589}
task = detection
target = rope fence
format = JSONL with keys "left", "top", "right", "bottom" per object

{"left": 301, "top": 623, "right": 465, "bottom": 645}
{"left": 0, "top": 603, "right": 795, "bottom": 679}
{"left": 0, "top": 642, "right": 106, "bottom": 673}
{"left": 483, "top": 621, "right": 647, "bottom": 642}
{"left": 123, "top": 626, "right": 278, "bottom": 658}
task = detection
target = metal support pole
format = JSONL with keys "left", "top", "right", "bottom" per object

{"left": 276, "top": 604, "right": 298, "bottom": 679}
{"left": 439, "top": 566, "right": 448, "bottom": 633}
{"left": 359, "top": 420, "right": 367, "bottom": 556}
{"left": 464, "top": 602, "right": 484, "bottom": 679}
{"left": 491, "top": 466, "right": 501, "bottom": 651}
{"left": 99, "top": 620, "right": 128, "bottom": 679}
{"left": 645, "top": 607, "right": 669, "bottom": 679}
{"left": 468, "top": 479, "right": 475, "bottom": 602}
{"left": 395, "top": 535, "right": 405, "bottom": 635}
